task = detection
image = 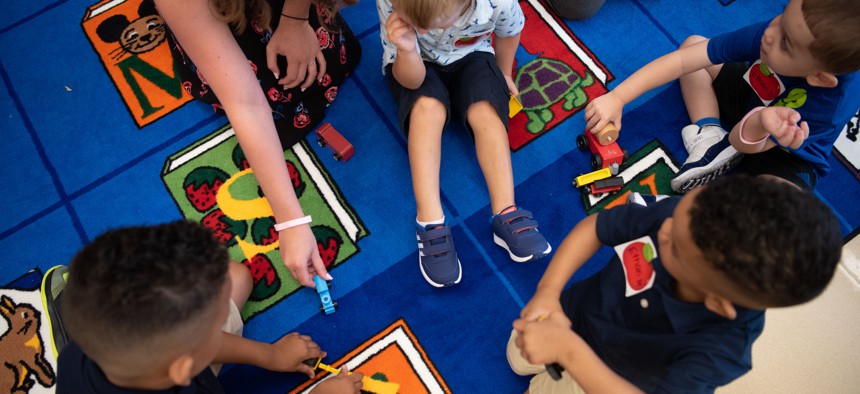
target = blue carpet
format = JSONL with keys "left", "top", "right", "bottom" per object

{"left": 3, "top": 0, "right": 859, "bottom": 392}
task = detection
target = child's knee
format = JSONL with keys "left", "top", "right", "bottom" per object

{"left": 227, "top": 261, "right": 253, "bottom": 303}
{"left": 466, "top": 100, "right": 503, "bottom": 127}
{"left": 411, "top": 96, "right": 446, "bottom": 121}
{"left": 680, "top": 35, "right": 708, "bottom": 49}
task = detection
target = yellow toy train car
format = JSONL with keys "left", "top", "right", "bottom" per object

{"left": 573, "top": 167, "right": 613, "bottom": 188}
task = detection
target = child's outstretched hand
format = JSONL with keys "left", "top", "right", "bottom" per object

{"left": 386, "top": 11, "right": 417, "bottom": 53}
{"left": 266, "top": 332, "right": 326, "bottom": 376}
{"left": 520, "top": 289, "right": 563, "bottom": 322}
{"left": 759, "top": 106, "right": 809, "bottom": 149}
{"left": 513, "top": 312, "right": 575, "bottom": 365}
{"left": 310, "top": 367, "right": 364, "bottom": 394}
{"left": 585, "top": 91, "right": 624, "bottom": 133}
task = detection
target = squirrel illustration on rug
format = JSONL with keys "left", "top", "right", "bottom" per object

{"left": 0, "top": 295, "right": 56, "bottom": 393}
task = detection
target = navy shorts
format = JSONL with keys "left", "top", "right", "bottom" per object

{"left": 712, "top": 62, "right": 757, "bottom": 130}
{"left": 714, "top": 63, "right": 817, "bottom": 189}
{"left": 385, "top": 51, "right": 510, "bottom": 136}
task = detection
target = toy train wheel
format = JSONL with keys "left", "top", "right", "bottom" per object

{"left": 576, "top": 134, "right": 589, "bottom": 152}
{"left": 317, "top": 138, "right": 326, "bottom": 147}
{"left": 333, "top": 153, "right": 342, "bottom": 161}
{"left": 623, "top": 149, "right": 629, "bottom": 163}
{"left": 591, "top": 154, "right": 602, "bottom": 170}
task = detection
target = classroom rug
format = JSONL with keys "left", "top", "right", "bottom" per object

{"left": 3, "top": 0, "right": 860, "bottom": 392}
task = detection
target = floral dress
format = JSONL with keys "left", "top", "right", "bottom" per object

{"left": 167, "top": 0, "right": 361, "bottom": 148}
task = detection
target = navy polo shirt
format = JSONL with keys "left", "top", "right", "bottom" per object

{"left": 56, "top": 342, "right": 225, "bottom": 394}
{"left": 561, "top": 195, "right": 765, "bottom": 394}
{"left": 707, "top": 21, "right": 860, "bottom": 179}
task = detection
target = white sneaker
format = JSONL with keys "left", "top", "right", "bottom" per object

{"left": 671, "top": 124, "right": 742, "bottom": 193}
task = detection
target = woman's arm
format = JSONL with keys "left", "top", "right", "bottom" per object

{"left": 155, "top": 0, "right": 327, "bottom": 287}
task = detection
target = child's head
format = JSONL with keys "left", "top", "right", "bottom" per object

{"left": 393, "top": 0, "right": 470, "bottom": 32}
{"left": 762, "top": 0, "right": 860, "bottom": 85}
{"left": 658, "top": 175, "right": 841, "bottom": 318}
{"left": 61, "top": 221, "right": 230, "bottom": 388}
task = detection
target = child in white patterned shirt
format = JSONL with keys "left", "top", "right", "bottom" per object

{"left": 377, "top": 0, "right": 552, "bottom": 288}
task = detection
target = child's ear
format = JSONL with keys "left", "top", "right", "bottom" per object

{"left": 703, "top": 294, "right": 737, "bottom": 320}
{"left": 806, "top": 71, "right": 838, "bottom": 88}
{"left": 167, "top": 355, "right": 195, "bottom": 386}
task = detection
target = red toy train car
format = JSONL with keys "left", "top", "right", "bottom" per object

{"left": 588, "top": 176, "right": 624, "bottom": 197}
{"left": 316, "top": 122, "right": 354, "bottom": 162}
{"left": 576, "top": 127, "right": 626, "bottom": 170}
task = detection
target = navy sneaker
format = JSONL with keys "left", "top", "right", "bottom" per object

{"left": 671, "top": 124, "right": 743, "bottom": 193}
{"left": 491, "top": 207, "right": 551, "bottom": 262}
{"left": 416, "top": 224, "right": 462, "bottom": 287}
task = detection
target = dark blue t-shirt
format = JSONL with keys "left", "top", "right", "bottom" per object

{"left": 561, "top": 195, "right": 765, "bottom": 394}
{"left": 707, "top": 21, "right": 860, "bottom": 178}
{"left": 56, "top": 342, "right": 224, "bottom": 394}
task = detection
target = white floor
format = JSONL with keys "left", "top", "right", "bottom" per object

{"left": 719, "top": 237, "right": 860, "bottom": 393}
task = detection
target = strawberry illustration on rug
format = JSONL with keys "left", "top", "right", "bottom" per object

{"left": 161, "top": 124, "right": 368, "bottom": 320}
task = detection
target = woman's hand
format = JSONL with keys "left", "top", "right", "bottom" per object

{"left": 279, "top": 224, "right": 330, "bottom": 287}
{"left": 267, "top": 18, "right": 326, "bottom": 91}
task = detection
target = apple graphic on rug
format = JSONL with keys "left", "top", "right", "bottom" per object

{"left": 621, "top": 241, "right": 655, "bottom": 291}
{"left": 748, "top": 63, "right": 781, "bottom": 102}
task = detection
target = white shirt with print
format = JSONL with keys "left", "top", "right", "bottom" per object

{"left": 377, "top": 0, "right": 525, "bottom": 74}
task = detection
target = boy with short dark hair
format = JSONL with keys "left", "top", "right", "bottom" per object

{"left": 508, "top": 176, "right": 842, "bottom": 393}
{"left": 377, "top": 0, "right": 552, "bottom": 288}
{"left": 56, "top": 220, "right": 362, "bottom": 393}
{"left": 586, "top": 0, "right": 860, "bottom": 192}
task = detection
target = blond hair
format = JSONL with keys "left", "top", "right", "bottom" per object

{"left": 394, "top": 0, "right": 468, "bottom": 30}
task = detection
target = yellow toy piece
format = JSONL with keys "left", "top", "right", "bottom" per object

{"left": 315, "top": 361, "right": 400, "bottom": 394}
{"left": 509, "top": 95, "right": 523, "bottom": 118}
{"left": 573, "top": 167, "right": 613, "bottom": 188}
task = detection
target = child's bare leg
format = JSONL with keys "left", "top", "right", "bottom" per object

{"left": 228, "top": 261, "right": 253, "bottom": 310}
{"left": 679, "top": 35, "right": 723, "bottom": 123}
{"left": 408, "top": 97, "right": 447, "bottom": 222}
{"left": 467, "top": 101, "right": 515, "bottom": 214}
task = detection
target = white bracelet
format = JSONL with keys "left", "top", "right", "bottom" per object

{"left": 274, "top": 215, "right": 312, "bottom": 231}
{"left": 738, "top": 106, "right": 770, "bottom": 145}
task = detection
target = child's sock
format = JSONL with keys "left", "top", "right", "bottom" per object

{"left": 695, "top": 117, "right": 722, "bottom": 129}
{"left": 417, "top": 216, "right": 445, "bottom": 229}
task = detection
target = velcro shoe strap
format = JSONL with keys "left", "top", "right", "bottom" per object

{"left": 499, "top": 210, "right": 538, "bottom": 233}
{"left": 418, "top": 226, "right": 454, "bottom": 256}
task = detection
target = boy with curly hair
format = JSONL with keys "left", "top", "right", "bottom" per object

{"left": 376, "top": 0, "right": 552, "bottom": 288}
{"left": 56, "top": 221, "right": 362, "bottom": 393}
{"left": 508, "top": 176, "right": 842, "bottom": 393}
{"left": 587, "top": 0, "right": 860, "bottom": 192}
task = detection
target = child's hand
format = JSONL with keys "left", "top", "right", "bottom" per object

{"left": 513, "top": 312, "right": 575, "bottom": 365}
{"left": 520, "top": 290, "right": 563, "bottom": 322}
{"left": 585, "top": 92, "right": 624, "bottom": 133}
{"left": 759, "top": 106, "right": 809, "bottom": 149}
{"left": 310, "top": 367, "right": 364, "bottom": 393}
{"left": 505, "top": 75, "right": 519, "bottom": 98}
{"left": 266, "top": 332, "right": 326, "bottom": 376}
{"left": 386, "top": 11, "right": 417, "bottom": 53}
